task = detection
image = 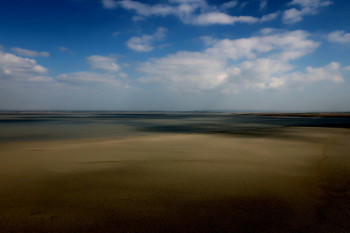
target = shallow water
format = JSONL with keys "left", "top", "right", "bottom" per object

{"left": 1, "top": 111, "right": 350, "bottom": 142}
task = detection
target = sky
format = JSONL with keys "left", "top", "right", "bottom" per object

{"left": 0, "top": 0, "right": 350, "bottom": 111}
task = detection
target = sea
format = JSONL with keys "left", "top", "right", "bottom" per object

{"left": 1, "top": 111, "right": 350, "bottom": 142}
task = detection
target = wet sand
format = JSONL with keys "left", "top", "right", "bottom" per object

{"left": 1, "top": 127, "right": 350, "bottom": 233}
{"left": 234, "top": 113, "right": 350, "bottom": 118}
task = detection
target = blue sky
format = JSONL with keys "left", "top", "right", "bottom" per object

{"left": 0, "top": 0, "right": 350, "bottom": 111}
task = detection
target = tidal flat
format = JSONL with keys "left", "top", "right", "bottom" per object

{"left": 0, "top": 112, "right": 350, "bottom": 232}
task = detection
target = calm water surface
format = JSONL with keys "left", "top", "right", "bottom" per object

{"left": 1, "top": 112, "right": 350, "bottom": 142}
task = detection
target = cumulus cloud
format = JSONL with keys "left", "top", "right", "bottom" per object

{"left": 140, "top": 51, "right": 227, "bottom": 91}
{"left": 102, "top": 0, "right": 278, "bottom": 25}
{"left": 0, "top": 50, "right": 50, "bottom": 82}
{"left": 139, "top": 30, "right": 343, "bottom": 93}
{"left": 283, "top": 0, "right": 333, "bottom": 24}
{"left": 284, "top": 62, "right": 343, "bottom": 86}
{"left": 127, "top": 27, "right": 167, "bottom": 52}
{"left": 0, "top": 47, "right": 130, "bottom": 90}
{"left": 205, "top": 30, "right": 320, "bottom": 61}
{"left": 87, "top": 55, "right": 121, "bottom": 72}
{"left": 327, "top": 30, "right": 350, "bottom": 44}
{"left": 11, "top": 47, "right": 50, "bottom": 57}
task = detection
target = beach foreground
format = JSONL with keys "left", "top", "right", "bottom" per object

{"left": 1, "top": 127, "right": 350, "bottom": 233}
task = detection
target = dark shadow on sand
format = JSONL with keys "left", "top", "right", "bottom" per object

{"left": 2, "top": 162, "right": 350, "bottom": 233}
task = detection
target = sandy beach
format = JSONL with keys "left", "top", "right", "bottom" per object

{"left": 1, "top": 127, "right": 350, "bottom": 232}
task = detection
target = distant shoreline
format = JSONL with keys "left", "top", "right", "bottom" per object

{"left": 0, "top": 111, "right": 350, "bottom": 117}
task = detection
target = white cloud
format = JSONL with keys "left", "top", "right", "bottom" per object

{"left": 260, "top": 12, "right": 279, "bottom": 23}
{"left": 169, "top": 0, "right": 206, "bottom": 3}
{"left": 0, "top": 46, "right": 132, "bottom": 91}
{"left": 11, "top": 47, "right": 50, "bottom": 57}
{"left": 327, "top": 30, "right": 350, "bottom": 44}
{"left": 205, "top": 30, "right": 320, "bottom": 61}
{"left": 220, "top": 1, "right": 238, "bottom": 10}
{"left": 102, "top": 0, "right": 277, "bottom": 26}
{"left": 138, "top": 30, "right": 342, "bottom": 93}
{"left": 260, "top": 28, "right": 277, "bottom": 35}
{"left": 56, "top": 71, "right": 127, "bottom": 88}
{"left": 86, "top": 55, "right": 121, "bottom": 72}
{"left": 283, "top": 8, "right": 303, "bottom": 24}
{"left": 54, "top": 52, "right": 131, "bottom": 88}
{"left": 0, "top": 48, "right": 131, "bottom": 89}
{"left": 200, "top": 36, "right": 218, "bottom": 46}
{"left": 108, "top": 0, "right": 177, "bottom": 16}
{"left": 140, "top": 51, "right": 227, "bottom": 91}
{"left": 0, "top": 50, "right": 50, "bottom": 82}
{"left": 283, "top": 0, "right": 333, "bottom": 24}
{"left": 102, "top": 0, "right": 118, "bottom": 9}
{"left": 230, "top": 58, "right": 294, "bottom": 89}
{"left": 284, "top": 62, "right": 343, "bottom": 85}
{"left": 193, "top": 12, "right": 258, "bottom": 25}
{"left": 127, "top": 27, "right": 167, "bottom": 52}
{"left": 289, "top": 0, "right": 333, "bottom": 8}
{"left": 127, "top": 37, "right": 153, "bottom": 52}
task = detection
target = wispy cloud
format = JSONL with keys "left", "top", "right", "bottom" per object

{"left": 112, "top": 31, "right": 120, "bottom": 37}
{"left": 200, "top": 36, "right": 218, "bottom": 46}
{"left": 102, "top": 0, "right": 278, "bottom": 26}
{"left": 11, "top": 47, "right": 50, "bottom": 57}
{"left": 283, "top": 0, "right": 333, "bottom": 24}
{"left": 327, "top": 30, "right": 350, "bottom": 44}
{"left": 56, "top": 71, "right": 126, "bottom": 89}
{"left": 102, "top": 0, "right": 118, "bottom": 9}
{"left": 260, "top": 12, "right": 279, "bottom": 23}
{"left": 259, "top": 0, "right": 268, "bottom": 11}
{"left": 86, "top": 55, "right": 121, "bottom": 72}
{"left": 127, "top": 27, "right": 167, "bottom": 52}
{"left": 193, "top": 13, "right": 258, "bottom": 25}
{"left": 220, "top": 1, "right": 238, "bottom": 10}
{"left": 58, "top": 46, "right": 69, "bottom": 51}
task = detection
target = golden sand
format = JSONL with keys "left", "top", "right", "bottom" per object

{"left": 0, "top": 127, "right": 350, "bottom": 232}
